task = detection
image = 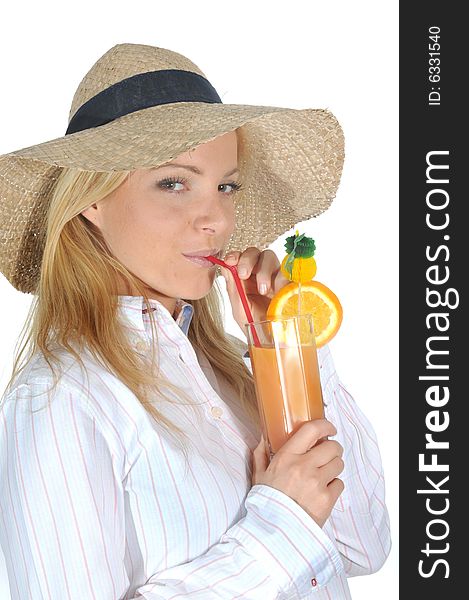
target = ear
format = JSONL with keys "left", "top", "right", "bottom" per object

{"left": 80, "top": 203, "right": 100, "bottom": 227}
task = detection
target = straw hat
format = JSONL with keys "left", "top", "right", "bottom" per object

{"left": 0, "top": 43, "right": 345, "bottom": 294}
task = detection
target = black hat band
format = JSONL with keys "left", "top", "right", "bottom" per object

{"left": 65, "top": 69, "right": 222, "bottom": 135}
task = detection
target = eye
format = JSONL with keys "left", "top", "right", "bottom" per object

{"left": 157, "top": 176, "right": 187, "bottom": 192}
{"left": 219, "top": 182, "right": 244, "bottom": 194}
{"left": 157, "top": 176, "right": 244, "bottom": 195}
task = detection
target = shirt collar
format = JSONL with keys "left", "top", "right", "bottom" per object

{"left": 116, "top": 295, "right": 194, "bottom": 340}
{"left": 172, "top": 298, "right": 195, "bottom": 336}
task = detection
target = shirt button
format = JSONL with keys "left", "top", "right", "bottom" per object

{"left": 210, "top": 406, "right": 223, "bottom": 418}
{"left": 311, "top": 578, "right": 317, "bottom": 587}
{"left": 135, "top": 340, "right": 147, "bottom": 352}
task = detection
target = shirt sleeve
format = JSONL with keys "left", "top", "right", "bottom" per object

{"left": 1, "top": 378, "right": 344, "bottom": 600}
{"left": 239, "top": 334, "right": 392, "bottom": 579}
{"left": 0, "top": 380, "right": 130, "bottom": 599}
{"left": 139, "top": 484, "right": 344, "bottom": 598}
{"left": 318, "top": 344, "right": 392, "bottom": 577}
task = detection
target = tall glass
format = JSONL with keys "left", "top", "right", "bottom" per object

{"left": 245, "top": 314, "right": 324, "bottom": 459}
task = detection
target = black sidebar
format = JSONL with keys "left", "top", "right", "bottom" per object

{"left": 400, "top": 2, "right": 466, "bottom": 597}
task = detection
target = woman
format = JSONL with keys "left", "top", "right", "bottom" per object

{"left": 0, "top": 43, "right": 391, "bottom": 599}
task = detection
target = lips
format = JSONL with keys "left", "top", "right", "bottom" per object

{"left": 182, "top": 248, "right": 220, "bottom": 258}
{"left": 183, "top": 255, "right": 217, "bottom": 268}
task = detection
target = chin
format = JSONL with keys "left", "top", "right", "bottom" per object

{"left": 181, "top": 274, "right": 217, "bottom": 300}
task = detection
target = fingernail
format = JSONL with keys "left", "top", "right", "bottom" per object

{"left": 238, "top": 267, "right": 247, "bottom": 277}
{"left": 259, "top": 283, "right": 268, "bottom": 294}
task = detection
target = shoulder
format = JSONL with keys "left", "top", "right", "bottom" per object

{"left": 2, "top": 347, "right": 150, "bottom": 458}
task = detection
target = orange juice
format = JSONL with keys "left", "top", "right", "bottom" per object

{"left": 249, "top": 344, "right": 324, "bottom": 454}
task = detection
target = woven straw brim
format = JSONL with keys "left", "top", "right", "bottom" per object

{"left": 0, "top": 101, "right": 344, "bottom": 294}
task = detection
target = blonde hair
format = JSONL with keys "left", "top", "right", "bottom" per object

{"left": 1, "top": 161, "right": 261, "bottom": 465}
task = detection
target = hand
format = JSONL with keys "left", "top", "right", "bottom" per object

{"left": 251, "top": 420, "right": 345, "bottom": 528}
{"left": 219, "top": 247, "right": 291, "bottom": 334}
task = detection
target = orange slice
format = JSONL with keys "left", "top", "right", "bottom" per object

{"left": 266, "top": 280, "right": 343, "bottom": 347}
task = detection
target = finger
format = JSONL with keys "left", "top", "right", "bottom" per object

{"left": 230, "top": 249, "right": 281, "bottom": 297}
{"left": 252, "top": 435, "right": 268, "bottom": 477}
{"left": 219, "top": 262, "right": 236, "bottom": 288}
{"left": 223, "top": 248, "right": 278, "bottom": 293}
{"left": 272, "top": 267, "right": 293, "bottom": 293}
{"left": 255, "top": 251, "right": 291, "bottom": 299}
{"left": 327, "top": 478, "right": 345, "bottom": 505}
{"left": 223, "top": 250, "right": 242, "bottom": 266}
{"left": 318, "top": 456, "right": 345, "bottom": 484}
{"left": 234, "top": 247, "right": 261, "bottom": 279}
{"left": 306, "top": 439, "right": 344, "bottom": 467}
{"left": 220, "top": 264, "right": 257, "bottom": 322}
{"left": 278, "top": 419, "right": 337, "bottom": 456}
{"left": 314, "top": 436, "right": 328, "bottom": 446}
{"left": 219, "top": 252, "right": 243, "bottom": 293}
{"left": 252, "top": 250, "right": 281, "bottom": 295}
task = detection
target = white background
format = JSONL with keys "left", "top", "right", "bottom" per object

{"left": 0, "top": 1, "right": 398, "bottom": 598}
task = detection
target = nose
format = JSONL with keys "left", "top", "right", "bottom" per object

{"left": 192, "top": 190, "right": 234, "bottom": 234}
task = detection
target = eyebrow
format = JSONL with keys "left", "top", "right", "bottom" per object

{"left": 151, "top": 163, "right": 239, "bottom": 177}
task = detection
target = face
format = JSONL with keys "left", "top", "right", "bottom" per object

{"left": 80, "top": 130, "right": 239, "bottom": 315}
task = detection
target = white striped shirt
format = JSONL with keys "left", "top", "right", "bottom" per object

{"left": 0, "top": 294, "right": 391, "bottom": 599}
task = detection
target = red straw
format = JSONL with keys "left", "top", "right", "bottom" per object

{"left": 206, "top": 255, "right": 262, "bottom": 347}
